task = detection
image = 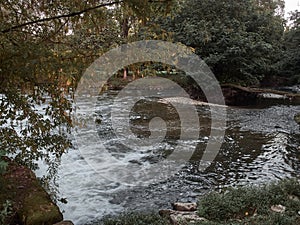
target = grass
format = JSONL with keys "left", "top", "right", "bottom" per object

{"left": 91, "top": 212, "right": 170, "bottom": 225}
{"left": 197, "top": 179, "right": 300, "bottom": 224}
{"left": 91, "top": 179, "right": 300, "bottom": 225}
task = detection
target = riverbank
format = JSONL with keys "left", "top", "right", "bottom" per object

{"left": 106, "top": 75, "right": 300, "bottom": 106}
{"left": 92, "top": 179, "right": 300, "bottom": 225}
{"left": 1, "top": 133, "right": 299, "bottom": 225}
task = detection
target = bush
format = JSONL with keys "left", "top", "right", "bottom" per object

{"left": 0, "top": 151, "right": 7, "bottom": 174}
{"left": 101, "top": 212, "right": 170, "bottom": 225}
{"left": 0, "top": 200, "right": 12, "bottom": 225}
{"left": 197, "top": 179, "right": 300, "bottom": 223}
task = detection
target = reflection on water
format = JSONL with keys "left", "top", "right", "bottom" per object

{"left": 55, "top": 90, "right": 299, "bottom": 224}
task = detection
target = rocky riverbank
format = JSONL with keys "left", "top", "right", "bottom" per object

{"left": 99, "top": 179, "right": 300, "bottom": 225}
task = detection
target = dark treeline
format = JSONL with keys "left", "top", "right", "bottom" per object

{"left": 159, "top": 0, "right": 300, "bottom": 86}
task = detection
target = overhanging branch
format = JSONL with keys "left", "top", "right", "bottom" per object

{"left": 1, "top": 1, "right": 123, "bottom": 33}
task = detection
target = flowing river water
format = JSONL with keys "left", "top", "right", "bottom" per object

{"left": 41, "top": 90, "right": 299, "bottom": 225}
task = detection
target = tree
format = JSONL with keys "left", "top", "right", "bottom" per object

{"left": 161, "top": 0, "right": 285, "bottom": 85}
{"left": 0, "top": 0, "right": 128, "bottom": 178}
{"left": 277, "top": 10, "right": 300, "bottom": 83}
{"left": 0, "top": 0, "right": 179, "bottom": 177}
{"left": 113, "top": 0, "right": 177, "bottom": 79}
{"left": 1, "top": 2, "right": 66, "bottom": 173}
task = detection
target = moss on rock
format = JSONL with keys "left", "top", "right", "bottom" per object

{"left": 0, "top": 158, "right": 63, "bottom": 225}
{"left": 20, "top": 191, "right": 63, "bottom": 225}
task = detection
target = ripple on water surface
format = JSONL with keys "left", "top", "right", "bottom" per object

{"left": 54, "top": 92, "right": 300, "bottom": 224}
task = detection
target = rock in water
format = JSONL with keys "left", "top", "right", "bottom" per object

{"left": 295, "top": 113, "right": 300, "bottom": 124}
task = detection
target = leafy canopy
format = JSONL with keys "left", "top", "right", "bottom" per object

{"left": 161, "top": 0, "right": 285, "bottom": 85}
{"left": 0, "top": 0, "right": 176, "bottom": 176}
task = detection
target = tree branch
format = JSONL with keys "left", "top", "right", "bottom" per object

{"left": 1, "top": 1, "right": 123, "bottom": 33}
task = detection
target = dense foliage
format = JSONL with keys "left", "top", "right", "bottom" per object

{"left": 0, "top": 0, "right": 176, "bottom": 173}
{"left": 160, "top": 0, "right": 288, "bottom": 85}
{"left": 278, "top": 10, "right": 300, "bottom": 84}
{"left": 197, "top": 179, "right": 300, "bottom": 224}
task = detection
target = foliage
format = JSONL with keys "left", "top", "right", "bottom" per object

{"left": 161, "top": 0, "right": 285, "bottom": 85}
{"left": 101, "top": 212, "right": 170, "bottom": 225}
{"left": 277, "top": 10, "right": 300, "bottom": 83}
{"left": 0, "top": 0, "right": 179, "bottom": 200}
{"left": 0, "top": 151, "right": 7, "bottom": 174}
{"left": 0, "top": 200, "right": 12, "bottom": 225}
{"left": 0, "top": 0, "right": 77, "bottom": 172}
{"left": 193, "top": 214, "right": 297, "bottom": 225}
{"left": 197, "top": 179, "right": 300, "bottom": 223}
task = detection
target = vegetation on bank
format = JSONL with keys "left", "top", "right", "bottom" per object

{"left": 160, "top": 0, "right": 300, "bottom": 86}
{"left": 97, "top": 179, "right": 300, "bottom": 225}
{"left": 101, "top": 213, "right": 170, "bottom": 225}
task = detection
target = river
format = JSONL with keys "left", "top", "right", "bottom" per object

{"left": 44, "top": 90, "right": 299, "bottom": 225}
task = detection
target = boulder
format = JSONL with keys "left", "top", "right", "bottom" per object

{"left": 53, "top": 220, "right": 74, "bottom": 225}
{"left": 0, "top": 159, "right": 63, "bottom": 225}
{"left": 19, "top": 192, "right": 63, "bottom": 225}
{"left": 295, "top": 113, "right": 300, "bottom": 124}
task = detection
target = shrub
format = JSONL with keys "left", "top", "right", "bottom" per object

{"left": 197, "top": 179, "right": 300, "bottom": 223}
{"left": 0, "top": 151, "right": 7, "bottom": 174}
{"left": 101, "top": 212, "right": 170, "bottom": 225}
{"left": 0, "top": 200, "right": 12, "bottom": 225}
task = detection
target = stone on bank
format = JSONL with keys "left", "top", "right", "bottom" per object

{"left": 0, "top": 158, "right": 63, "bottom": 225}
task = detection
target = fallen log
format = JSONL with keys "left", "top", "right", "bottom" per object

{"left": 221, "top": 84, "right": 300, "bottom": 106}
